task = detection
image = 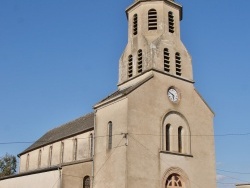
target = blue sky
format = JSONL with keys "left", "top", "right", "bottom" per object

{"left": 0, "top": 0, "right": 250, "bottom": 187}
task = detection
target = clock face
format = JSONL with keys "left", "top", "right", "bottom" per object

{"left": 168, "top": 88, "right": 178, "bottom": 102}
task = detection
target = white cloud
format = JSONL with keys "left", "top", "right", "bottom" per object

{"left": 217, "top": 174, "right": 226, "bottom": 181}
{"left": 216, "top": 162, "right": 224, "bottom": 166}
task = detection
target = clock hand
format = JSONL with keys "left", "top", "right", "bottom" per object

{"left": 170, "top": 93, "right": 174, "bottom": 99}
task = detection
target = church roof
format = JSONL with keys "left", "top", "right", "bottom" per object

{"left": 94, "top": 73, "right": 154, "bottom": 108}
{"left": 20, "top": 74, "right": 154, "bottom": 156}
{"left": 19, "top": 112, "right": 94, "bottom": 156}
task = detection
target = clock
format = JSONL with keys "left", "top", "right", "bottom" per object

{"left": 168, "top": 88, "right": 179, "bottom": 102}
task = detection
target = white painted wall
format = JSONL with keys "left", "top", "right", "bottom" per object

{"left": 0, "top": 170, "right": 60, "bottom": 188}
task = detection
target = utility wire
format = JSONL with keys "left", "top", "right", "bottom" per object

{"left": 0, "top": 133, "right": 123, "bottom": 145}
{"left": 217, "top": 181, "right": 235, "bottom": 185}
{"left": 129, "top": 135, "right": 250, "bottom": 184}
{"left": 128, "top": 134, "right": 202, "bottom": 188}
{"left": 2, "top": 132, "right": 250, "bottom": 184}
{"left": 51, "top": 176, "right": 60, "bottom": 188}
{"left": 93, "top": 138, "right": 125, "bottom": 187}
{"left": 217, "top": 168, "right": 250, "bottom": 175}
{"left": 217, "top": 173, "right": 249, "bottom": 184}
{"left": 130, "top": 132, "right": 250, "bottom": 137}
{"left": 94, "top": 137, "right": 124, "bottom": 179}
{"left": 1, "top": 131, "right": 250, "bottom": 145}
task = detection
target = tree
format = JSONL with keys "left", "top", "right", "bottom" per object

{"left": 0, "top": 153, "right": 17, "bottom": 177}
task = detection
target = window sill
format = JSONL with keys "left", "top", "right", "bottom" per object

{"left": 160, "top": 151, "right": 193, "bottom": 158}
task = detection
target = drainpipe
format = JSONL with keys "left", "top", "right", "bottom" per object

{"left": 92, "top": 110, "right": 97, "bottom": 188}
{"left": 58, "top": 167, "right": 62, "bottom": 188}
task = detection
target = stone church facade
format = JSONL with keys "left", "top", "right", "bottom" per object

{"left": 0, "top": 0, "right": 217, "bottom": 187}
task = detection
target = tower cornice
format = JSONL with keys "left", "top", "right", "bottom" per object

{"left": 126, "top": 0, "right": 183, "bottom": 20}
{"left": 117, "top": 69, "right": 194, "bottom": 88}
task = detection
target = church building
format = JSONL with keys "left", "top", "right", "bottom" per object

{"left": 0, "top": 0, "right": 217, "bottom": 187}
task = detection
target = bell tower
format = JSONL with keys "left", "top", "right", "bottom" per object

{"left": 93, "top": 1, "right": 217, "bottom": 188}
{"left": 118, "top": 0, "right": 193, "bottom": 89}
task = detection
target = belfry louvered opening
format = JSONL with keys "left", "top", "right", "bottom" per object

{"left": 133, "top": 14, "right": 138, "bottom": 35}
{"left": 168, "top": 11, "right": 175, "bottom": 33}
{"left": 164, "top": 48, "right": 170, "bottom": 72}
{"left": 137, "top": 49, "right": 143, "bottom": 73}
{"left": 128, "top": 55, "right": 133, "bottom": 78}
{"left": 148, "top": 9, "right": 157, "bottom": 30}
{"left": 175, "top": 52, "right": 181, "bottom": 76}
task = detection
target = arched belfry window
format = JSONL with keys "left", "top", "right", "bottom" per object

{"left": 178, "top": 127, "right": 183, "bottom": 153}
{"left": 128, "top": 55, "right": 133, "bottom": 78}
{"left": 164, "top": 48, "right": 170, "bottom": 72}
{"left": 133, "top": 14, "right": 138, "bottom": 35}
{"left": 168, "top": 11, "right": 175, "bottom": 33}
{"left": 166, "top": 124, "right": 171, "bottom": 151}
{"left": 137, "top": 49, "right": 143, "bottom": 73}
{"left": 166, "top": 174, "right": 183, "bottom": 187}
{"left": 83, "top": 176, "right": 90, "bottom": 188}
{"left": 108, "top": 122, "right": 112, "bottom": 149}
{"left": 148, "top": 9, "right": 157, "bottom": 30}
{"left": 175, "top": 52, "right": 181, "bottom": 76}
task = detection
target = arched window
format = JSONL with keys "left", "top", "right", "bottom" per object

{"left": 164, "top": 48, "right": 170, "bottom": 72}
{"left": 26, "top": 153, "right": 30, "bottom": 171}
{"left": 73, "top": 139, "right": 78, "bottom": 161}
{"left": 90, "top": 133, "right": 94, "bottom": 157}
{"left": 83, "top": 176, "right": 90, "bottom": 188}
{"left": 137, "top": 49, "right": 143, "bottom": 73}
{"left": 175, "top": 52, "right": 181, "bottom": 76}
{"left": 108, "top": 122, "right": 112, "bottom": 149}
{"left": 178, "top": 127, "right": 183, "bottom": 153}
{"left": 148, "top": 9, "right": 157, "bottom": 30}
{"left": 133, "top": 14, "right": 138, "bottom": 35}
{"left": 128, "top": 55, "right": 133, "bottom": 78}
{"left": 60, "top": 142, "right": 64, "bottom": 164}
{"left": 162, "top": 112, "right": 191, "bottom": 155}
{"left": 48, "top": 146, "right": 52, "bottom": 166}
{"left": 38, "top": 150, "right": 42, "bottom": 168}
{"left": 166, "top": 124, "right": 171, "bottom": 151}
{"left": 168, "top": 11, "right": 175, "bottom": 33}
{"left": 166, "top": 174, "right": 183, "bottom": 187}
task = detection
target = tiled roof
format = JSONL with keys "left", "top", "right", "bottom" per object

{"left": 96, "top": 86, "right": 135, "bottom": 104}
{"left": 19, "top": 74, "right": 153, "bottom": 156}
{"left": 95, "top": 74, "right": 154, "bottom": 107}
{"left": 19, "top": 112, "right": 94, "bottom": 156}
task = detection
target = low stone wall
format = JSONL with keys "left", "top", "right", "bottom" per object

{"left": 0, "top": 168, "right": 60, "bottom": 188}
